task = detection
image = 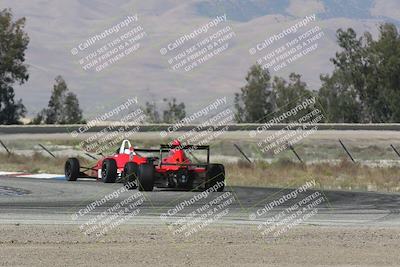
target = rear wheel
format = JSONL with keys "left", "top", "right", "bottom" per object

{"left": 65, "top": 158, "right": 80, "bottom": 181}
{"left": 102, "top": 159, "right": 117, "bottom": 183}
{"left": 205, "top": 164, "right": 225, "bottom": 192}
{"left": 123, "top": 162, "right": 138, "bottom": 189}
{"left": 137, "top": 164, "right": 154, "bottom": 191}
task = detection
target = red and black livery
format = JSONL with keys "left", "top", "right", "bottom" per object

{"left": 64, "top": 139, "right": 225, "bottom": 192}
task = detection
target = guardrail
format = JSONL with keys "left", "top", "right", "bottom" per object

{"left": 0, "top": 123, "right": 400, "bottom": 134}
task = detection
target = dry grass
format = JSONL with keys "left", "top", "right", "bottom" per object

{"left": 0, "top": 153, "right": 90, "bottom": 174}
{"left": 225, "top": 158, "right": 400, "bottom": 192}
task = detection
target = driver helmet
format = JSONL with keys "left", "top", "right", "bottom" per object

{"left": 172, "top": 139, "right": 181, "bottom": 146}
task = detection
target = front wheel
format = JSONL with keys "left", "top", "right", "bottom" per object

{"left": 102, "top": 159, "right": 117, "bottom": 183}
{"left": 65, "top": 158, "right": 80, "bottom": 181}
{"left": 205, "top": 164, "right": 225, "bottom": 192}
{"left": 137, "top": 164, "right": 154, "bottom": 191}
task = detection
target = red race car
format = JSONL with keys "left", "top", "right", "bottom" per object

{"left": 64, "top": 139, "right": 225, "bottom": 192}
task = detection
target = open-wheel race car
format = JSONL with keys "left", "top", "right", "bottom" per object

{"left": 64, "top": 139, "right": 225, "bottom": 192}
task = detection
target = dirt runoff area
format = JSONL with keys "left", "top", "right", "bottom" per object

{"left": 0, "top": 224, "right": 399, "bottom": 266}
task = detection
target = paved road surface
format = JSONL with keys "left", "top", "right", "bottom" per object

{"left": 0, "top": 176, "right": 399, "bottom": 227}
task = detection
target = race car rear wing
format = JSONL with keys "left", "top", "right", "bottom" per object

{"left": 133, "top": 144, "right": 210, "bottom": 167}
{"left": 134, "top": 148, "right": 169, "bottom": 153}
{"left": 159, "top": 144, "right": 210, "bottom": 168}
{"left": 159, "top": 144, "right": 209, "bottom": 150}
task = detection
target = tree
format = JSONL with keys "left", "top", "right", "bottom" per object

{"left": 144, "top": 101, "right": 160, "bottom": 123}
{"left": 234, "top": 64, "right": 274, "bottom": 122}
{"left": 64, "top": 92, "right": 83, "bottom": 124}
{"left": 0, "top": 9, "right": 29, "bottom": 124}
{"left": 142, "top": 97, "right": 186, "bottom": 123}
{"left": 162, "top": 98, "right": 186, "bottom": 123}
{"left": 45, "top": 76, "right": 68, "bottom": 124}
{"left": 234, "top": 64, "right": 316, "bottom": 123}
{"left": 272, "top": 73, "right": 315, "bottom": 122}
{"left": 318, "top": 72, "right": 362, "bottom": 122}
{"left": 34, "top": 76, "right": 84, "bottom": 124}
{"left": 324, "top": 28, "right": 369, "bottom": 122}
{"left": 321, "top": 23, "right": 400, "bottom": 122}
{"left": 367, "top": 23, "right": 400, "bottom": 122}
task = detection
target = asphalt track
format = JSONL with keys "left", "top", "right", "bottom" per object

{"left": 0, "top": 176, "right": 400, "bottom": 227}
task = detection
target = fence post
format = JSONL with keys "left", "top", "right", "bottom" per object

{"left": 233, "top": 144, "right": 252, "bottom": 164}
{"left": 288, "top": 143, "right": 303, "bottom": 163}
{"left": 390, "top": 144, "right": 400, "bottom": 159}
{"left": 38, "top": 144, "right": 56, "bottom": 158}
{"left": 338, "top": 139, "right": 355, "bottom": 163}
{"left": 84, "top": 153, "right": 97, "bottom": 160}
{"left": 0, "top": 140, "right": 11, "bottom": 156}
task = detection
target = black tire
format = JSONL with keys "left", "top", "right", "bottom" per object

{"left": 123, "top": 162, "right": 138, "bottom": 189}
{"left": 101, "top": 159, "right": 117, "bottom": 183}
{"left": 205, "top": 164, "right": 225, "bottom": 192}
{"left": 65, "top": 158, "right": 80, "bottom": 181}
{"left": 137, "top": 163, "right": 154, "bottom": 191}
